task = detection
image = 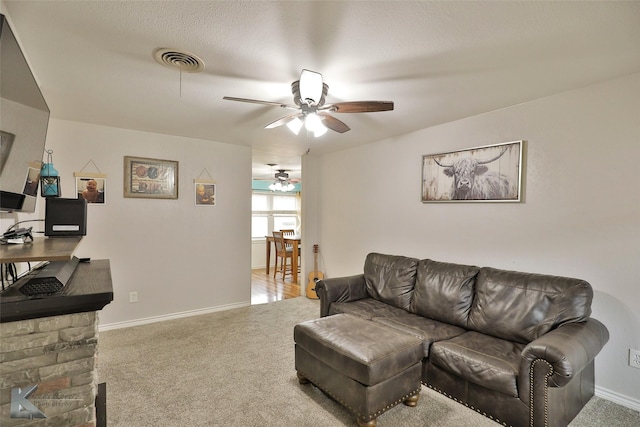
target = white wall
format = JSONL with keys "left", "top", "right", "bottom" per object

{"left": 2, "top": 119, "right": 252, "bottom": 326}
{"left": 318, "top": 73, "right": 640, "bottom": 405}
{"left": 251, "top": 240, "right": 269, "bottom": 269}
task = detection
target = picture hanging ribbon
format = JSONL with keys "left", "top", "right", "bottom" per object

{"left": 74, "top": 159, "right": 106, "bottom": 179}
{"left": 193, "top": 167, "right": 215, "bottom": 184}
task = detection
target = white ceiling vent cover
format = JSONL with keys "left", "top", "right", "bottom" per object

{"left": 153, "top": 48, "right": 205, "bottom": 73}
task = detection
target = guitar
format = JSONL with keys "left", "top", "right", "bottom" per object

{"left": 306, "top": 244, "right": 324, "bottom": 299}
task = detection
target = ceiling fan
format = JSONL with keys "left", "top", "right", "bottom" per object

{"left": 255, "top": 165, "right": 299, "bottom": 192}
{"left": 223, "top": 69, "right": 394, "bottom": 137}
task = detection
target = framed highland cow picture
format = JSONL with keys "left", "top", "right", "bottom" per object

{"left": 422, "top": 140, "right": 523, "bottom": 203}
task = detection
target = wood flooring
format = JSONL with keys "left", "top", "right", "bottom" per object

{"left": 251, "top": 268, "right": 301, "bottom": 305}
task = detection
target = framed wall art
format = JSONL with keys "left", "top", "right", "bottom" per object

{"left": 421, "top": 140, "right": 523, "bottom": 203}
{"left": 193, "top": 168, "right": 216, "bottom": 206}
{"left": 124, "top": 156, "right": 178, "bottom": 199}
{"left": 22, "top": 163, "right": 41, "bottom": 197}
{"left": 75, "top": 174, "right": 106, "bottom": 204}
{"left": 194, "top": 181, "right": 216, "bottom": 206}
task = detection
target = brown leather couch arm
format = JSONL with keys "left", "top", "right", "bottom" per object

{"left": 519, "top": 318, "right": 609, "bottom": 397}
{"left": 315, "top": 274, "right": 367, "bottom": 317}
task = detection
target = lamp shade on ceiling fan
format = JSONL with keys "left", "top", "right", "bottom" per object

{"left": 299, "top": 69, "right": 324, "bottom": 105}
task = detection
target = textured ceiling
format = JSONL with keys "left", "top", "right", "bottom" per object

{"left": 3, "top": 1, "right": 639, "bottom": 180}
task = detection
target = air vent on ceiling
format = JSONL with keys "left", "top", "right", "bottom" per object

{"left": 153, "top": 48, "right": 205, "bottom": 73}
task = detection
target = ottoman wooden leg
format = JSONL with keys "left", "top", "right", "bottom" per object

{"left": 297, "top": 371, "right": 310, "bottom": 384}
{"left": 356, "top": 418, "right": 376, "bottom": 427}
{"left": 403, "top": 393, "right": 420, "bottom": 407}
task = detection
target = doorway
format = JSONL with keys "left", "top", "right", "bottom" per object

{"left": 250, "top": 153, "right": 302, "bottom": 304}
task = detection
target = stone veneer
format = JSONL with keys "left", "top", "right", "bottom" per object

{"left": 0, "top": 311, "right": 99, "bottom": 426}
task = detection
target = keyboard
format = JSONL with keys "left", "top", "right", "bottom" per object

{"left": 19, "top": 277, "right": 64, "bottom": 296}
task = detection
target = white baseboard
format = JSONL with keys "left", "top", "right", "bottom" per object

{"left": 98, "top": 301, "right": 251, "bottom": 332}
{"left": 595, "top": 385, "right": 640, "bottom": 412}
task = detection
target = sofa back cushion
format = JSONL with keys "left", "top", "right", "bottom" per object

{"left": 468, "top": 267, "right": 593, "bottom": 344}
{"left": 364, "top": 253, "right": 419, "bottom": 310}
{"left": 409, "top": 259, "right": 479, "bottom": 328}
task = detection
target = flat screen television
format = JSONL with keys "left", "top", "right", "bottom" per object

{"left": 0, "top": 13, "right": 50, "bottom": 213}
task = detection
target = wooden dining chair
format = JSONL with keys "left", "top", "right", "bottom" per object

{"left": 273, "top": 231, "right": 294, "bottom": 279}
{"left": 271, "top": 229, "right": 293, "bottom": 272}
{"left": 280, "top": 229, "right": 295, "bottom": 249}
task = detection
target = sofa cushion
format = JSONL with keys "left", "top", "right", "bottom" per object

{"left": 430, "top": 331, "right": 525, "bottom": 397}
{"left": 363, "top": 253, "right": 419, "bottom": 310}
{"left": 329, "top": 297, "right": 409, "bottom": 320}
{"left": 468, "top": 267, "right": 593, "bottom": 344}
{"left": 410, "top": 259, "right": 479, "bottom": 328}
{"left": 372, "top": 312, "right": 466, "bottom": 358}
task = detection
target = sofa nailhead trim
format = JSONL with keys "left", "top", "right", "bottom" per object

{"left": 529, "top": 359, "right": 553, "bottom": 427}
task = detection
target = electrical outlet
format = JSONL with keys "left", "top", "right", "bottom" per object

{"left": 629, "top": 348, "right": 640, "bottom": 369}
{"left": 129, "top": 291, "right": 138, "bottom": 303}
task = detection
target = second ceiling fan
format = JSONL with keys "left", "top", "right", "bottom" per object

{"left": 223, "top": 69, "right": 394, "bottom": 137}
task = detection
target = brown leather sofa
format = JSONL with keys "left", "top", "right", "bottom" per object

{"left": 315, "top": 253, "right": 609, "bottom": 427}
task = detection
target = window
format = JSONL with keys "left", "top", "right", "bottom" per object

{"left": 251, "top": 192, "right": 299, "bottom": 239}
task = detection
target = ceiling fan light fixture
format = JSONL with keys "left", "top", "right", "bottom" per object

{"left": 299, "top": 69, "right": 323, "bottom": 105}
{"left": 287, "top": 117, "right": 303, "bottom": 135}
{"left": 313, "top": 124, "right": 327, "bottom": 138}
{"left": 269, "top": 169, "right": 296, "bottom": 192}
{"left": 305, "top": 113, "right": 326, "bottom": 135}
{"left": 270, "top": 180, "right": 294, "bottom": 192}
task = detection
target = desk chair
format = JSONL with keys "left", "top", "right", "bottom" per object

{"left": 273, "top": 231, "right": 294, "bottom": 280}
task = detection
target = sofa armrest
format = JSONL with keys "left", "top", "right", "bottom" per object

{"left": 315, "top": 274, "right": 367, "bottom": 317}
{"left": 519, "top": 318, "right": 609, "bottom": 397}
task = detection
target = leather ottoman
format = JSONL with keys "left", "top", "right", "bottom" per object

{"left": 294, "top": 314, "right": 423, "bottom": 427}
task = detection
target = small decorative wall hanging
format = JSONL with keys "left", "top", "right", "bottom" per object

{"left": 124, "top": 156, "right": 178, "bottom": 199}
{"left": 421, "top": 140, "right": 523, "bottom": 203}
{"left": 22, "top": 161, "right": 42, "bottom": 197}
{"left": 194, "top": 168, "right": 215, "bottom": 206}
{"left": 74, "top": 159, "right": 107, "bottom": 204}
{"left": 40, "top": 149, "right": 61, "bottom": 197}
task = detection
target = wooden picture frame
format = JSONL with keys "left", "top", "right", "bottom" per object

{"left": 422, "top": 140, "right": 523, "bottom": 203}
{"left": 124, "top": 156, "right": 178, "bottom": 199}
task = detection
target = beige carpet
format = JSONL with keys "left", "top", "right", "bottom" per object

{"left": 97, "top": 297, "right": 639, "bottom": 426}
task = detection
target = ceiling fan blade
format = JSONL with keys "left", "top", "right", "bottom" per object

{"left": 322, "top": 101, "right": 394, "bottom": 113}
{"left": 264, "top": 113, "right": 303, "bottom": 129}
{"left": 318, "top": 113, "right": 350, "bottom": 133}
{"left": 223, "top": 96, "right": 298, "bottom": 110}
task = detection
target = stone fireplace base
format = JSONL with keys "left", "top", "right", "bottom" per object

{"left": 1, "top": 311, "right": 100, "bottom": 426}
